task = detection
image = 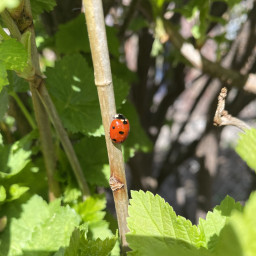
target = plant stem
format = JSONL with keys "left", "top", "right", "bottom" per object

{"left": 9, "top": 91, "right": 36, "bottom": 129}
{"left": 36, "top": 85, "right": 90, "bottom": 198}
{"left": 162, "top": 20, "right": 256, "bottom": 94}
{"left": 1, "top": 0, "right": 90, "bottom": 200}
{"left": 0, "top": 10, "right": 21, "bottom": 40}
{"left": 1, "top": 1, "right": 61, "bottom": 201}
{"left": 83, "top": 0, "right": 129, "bottom": 251}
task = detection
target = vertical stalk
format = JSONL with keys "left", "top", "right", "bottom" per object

{"left": 83, "top": 0, "right": 129, "bottom": 251}
{"left": 24, "top": 24, "right": 61, "bottom": 201}
{"left": 1, "top": 2, "right": 60, "bottom": 201}
{"left": 2, "top": 0, "right": 90, "bottom": 199}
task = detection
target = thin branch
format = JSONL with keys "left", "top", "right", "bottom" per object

{"left": 83, "top": 0, "right": 129, "bottom": 251}
{"left": 9, "top": 91, "right": 36, "bottom": 129}
{"left": 2, "top": 0, "right": 90, "bottom": 199}
{"left": 162, "top": 20, "right": 256, "bottom": 94}
{"left": 1, "top": 10, "right": 21, "bottom": 40}
{"left": 22, "top": 1, "right": 89, "bottom": 198}
{"left": 1, "top": 2, "right": 60, "bottom": 201}
{"left": 36, "top": 85, "right": 90, "bottom": 198}
{"left": 213, "top": 87, "right": 251, "bottom": 131}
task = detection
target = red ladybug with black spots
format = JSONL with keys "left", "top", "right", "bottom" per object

{"left": 110, "top": 114, "right": 130, "bottom": 143}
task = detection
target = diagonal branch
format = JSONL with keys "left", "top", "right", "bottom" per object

{"left": 1, "top": 3, "right": 60, "bottom": 201}
{"left": 1, "top": 0, "right": 90, "bottom": 199}
{"left": 162, "top": 20, "right": 256, "bottom": 94}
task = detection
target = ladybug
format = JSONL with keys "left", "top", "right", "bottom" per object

{"left": 110, "top": 114, "right": 130, "bottom": 143}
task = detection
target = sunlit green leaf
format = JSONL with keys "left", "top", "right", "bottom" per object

{"left": 236, "top": 128, "right": 256, "bottom": 172}
{"left": 0, "top": 0, "right": 20, "bottom": 12}
{"left": 46, "top": 54, "right": 129, "bottom": 136}
{"left": 0, "top": 195, "right": 81, "bottom": 255}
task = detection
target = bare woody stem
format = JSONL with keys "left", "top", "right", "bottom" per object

{"left": 1, "top": 0, "right": 90, "bottom": 199}
{"left": 83, "top": 0, "right": 129, "bottom": 251}
{"left": 213, "top": 87, "right": 251, "bottom": 131}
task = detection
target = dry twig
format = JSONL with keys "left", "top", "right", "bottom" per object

{"left": 213, "top": 87, "right": 251, "bottom": 131}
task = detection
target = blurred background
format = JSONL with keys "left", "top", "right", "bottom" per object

{"left": 40, "top": 0, "right": 256, "bottom": 223}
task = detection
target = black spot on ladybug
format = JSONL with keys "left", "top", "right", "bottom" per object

{"left": 119, "top": 131, "right": 124, "bottom": 135}
{"left": 112, "top": 138, "right": 117, "bottom": 142}
{"left": 123, "top": 120, "right": 128, "bottom": 124}
{"left": 112, "top": 126, "right": 115, "bottom": 129}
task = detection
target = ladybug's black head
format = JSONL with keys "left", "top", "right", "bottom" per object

{"left": 114, "top": 113, "right": 126, "bottom": 120}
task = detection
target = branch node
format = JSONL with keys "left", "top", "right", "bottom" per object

{"left": 213, "top": 87, "right": 251, "bottom": 131}
{"left": 95, "top": 81, "right": 112, "bottom": 87}
{"left": 30, "top": 74, "right": 44, "bottom": 89}
{"left": 109, "top": 176, "right": 124, "bottom": 191}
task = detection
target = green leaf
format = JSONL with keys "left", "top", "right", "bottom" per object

{"left": 30, "top": 0, "right": 56, "bottom": 16}
{"left": 191, "top": 25, "right": 201, "bottom": 39}
{"left": 46, "top": 54, "right": 129, "bottom": 136}
{"left": 128, "top": 16, "right": 148, "bottom": 32}
{"left": 88, "top": 220, "right": 120, "bottom": 256}
{"left": 74, "top": 194, "right": 106, "bottom": 223}
{"left": 18, "top": 31, "right": 35, "bottom": 79}
{"left": 0, "top": 87, "right": 8, "bottom": 121}
{"left": 119, "top": 101, "right": 153, "bottom": 161}
{"left": 74, "top": 136, "right": 109, "bottom": 186}
{"left": 127, "top": 190, "right": 209, "bottom": 256}
{"left": 7, "top": 70, "right": 29, "bottom": 92}
{"left": 56, "top": 14, "right": 90, "bottom": 54}
{"left": 46, "top": 54, "right": 100, "bottom": 134}
{"left": 54, "top": 224, "right": 117, "bottom": 256}
{"left": 0, "top": 38, "right": 28, "bottom": 91}
{"left": 65, "top": 224, "right": 88, "bottom": 256}
{"left": 0, "top": 39, "right": 28, "bottom": 72}
{"left": 0, "top": 131, "right": 37, "bottom": 178}
{"left": 0, "top": 195, "right": 81, "bottom": 255}
{"left": 111, "top": 59, "right": 136, "bottom": 85}
{"left": 56, "top": 14, "right": 120, "bottom": 58}
{"left": 73, "top": 195, "right": 120, "bottom": 255}
{"left": 80, "top": 237, "right": 117, "bottom": 256}
{"left": 215, "top": 192, "right": 256, "bottom": 256}
{"left": 63, "top": 187, "right": 82, "bottom": 203}
{"left": 0, "top": 0, "right": 20, "bottom": 12}
{"left": 0, "top": 185, "right": 6, "bottom": 202}
{"left": 150, "top": 0, "right": 172, "bottom": 17}
{"left": 89, "top": 220, "right": 115, "bottom": 241}
{"left": 106, "top": 26, "right": 120, "bottom": 58}
{"left": 235, "top": 128, "right": 256, "bottom": 172}
{"left": 63, "top": 227, "right": 86, "bottom": 256}
{"left": 8, "top": 184, "right": 29, "bottom": 201}
{"left": 0, "top": 61, "right": 8, "bottom": 90}
{"left": 198, "top": 195, "right": 242, "bottom": 250}
{"left": 2, "top": 158, "right": 48, "bottom": 202}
